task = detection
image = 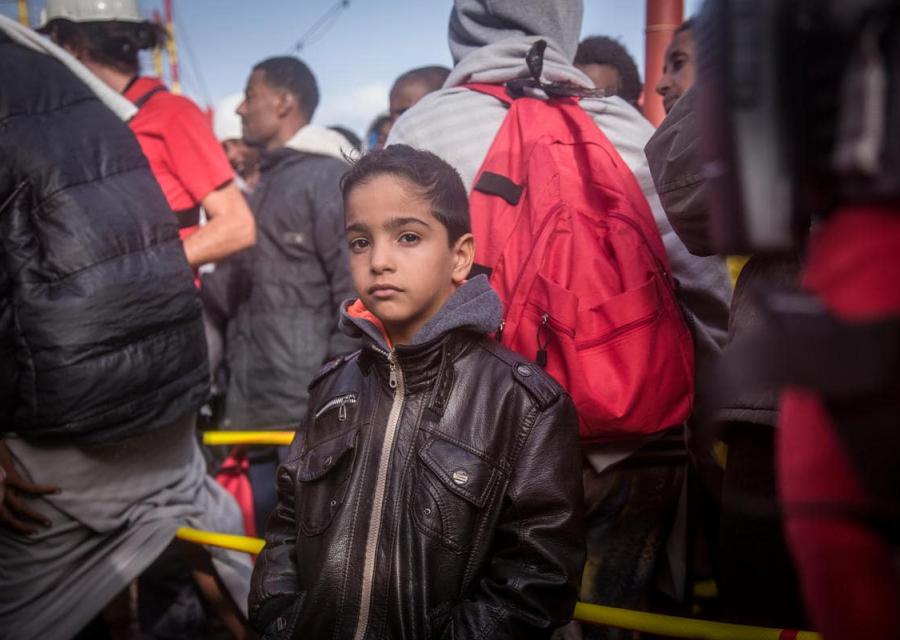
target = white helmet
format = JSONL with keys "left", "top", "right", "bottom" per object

{"left": 214, "top": 93, "right": 246, "bottom": 143}
{"left": 39, "top": 0, "right": 145, "bottom": 29}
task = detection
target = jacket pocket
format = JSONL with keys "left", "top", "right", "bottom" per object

{"left": 519, "top": 271, "right": 691, "bottom": 439}
{"left": 295, "top": 426, "right": 358, "bottom": 536}
{"left": 410, "top": 435, "right": 502, "bottom": 552}
{"left": 260, "top": 591, "right": 306, "bottom": 640}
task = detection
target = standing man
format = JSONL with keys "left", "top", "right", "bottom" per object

{"left": 40, "top": 0, "right": 256, "bottom": 271}
{"left": 0, "top": 17, "right": 252, "bottom": 639}
{"left": 646, "top": 31, "right": 807, "bottom": 631}
{"left": 219, "top": 56, "right": 355, "bottom": 532}
{"left": 388, "top": 1, "right": 732, "bottom": 637}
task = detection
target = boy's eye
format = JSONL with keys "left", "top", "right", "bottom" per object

{"left": 398, "top": 232, "right": 420, "bottom": 245}
{"left": 349, "top": 237, "right": 370, "bottom": 252}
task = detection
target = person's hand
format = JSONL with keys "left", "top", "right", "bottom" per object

{"left": 0, "top": 440, "right": 59, "bottom": 534}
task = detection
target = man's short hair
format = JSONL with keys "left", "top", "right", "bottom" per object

{"left": 341, "top": 145, "right": 471, "bottom": 245}
{"left": 675, "top": 18, "right": 694, "bottom": 37}
{"left": 575, "top": 35, "right": 642, "bottom": 106}
{"left": 253, "top": 56, "right": 320, "bottom": 119}
{"left": 391, "top": 65, "right": 451, "bottom": 94}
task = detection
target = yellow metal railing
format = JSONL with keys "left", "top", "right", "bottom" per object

{"left": 176, "top": 526, "right": 820, "bottom": 640}
{"left": 202, "top": 431, "right": 295, "bottom": 447}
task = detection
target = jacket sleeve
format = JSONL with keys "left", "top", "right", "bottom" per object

{"left": 248, "top": 434, "right": 304, "bottom": 635}
{"left": 310, "top": 161, "right": 359, "bottom": 358}
{"left": 440, "top": 393, "right": 585, "bottom": 640}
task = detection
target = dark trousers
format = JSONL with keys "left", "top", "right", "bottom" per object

{"left": 578, "top": 452, "right": 685, "bottom": 640}
{"left": 717, "top": 422, "right": 807, "bottom": 628}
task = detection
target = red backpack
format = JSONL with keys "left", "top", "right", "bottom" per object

{"left": 466, "top": 82, "right": 694, "bottom": 442}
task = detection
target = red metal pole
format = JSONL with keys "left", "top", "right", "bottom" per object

{"left": 644, "top": 0, "right": 684, "bottom": 126}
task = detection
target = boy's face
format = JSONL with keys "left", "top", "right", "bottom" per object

{"left": 345, "top": 174, "right": 474, "bottom": 346}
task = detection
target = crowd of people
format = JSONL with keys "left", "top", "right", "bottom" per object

{"left": 1, "top": 0, "right": 898, "bottom": 639}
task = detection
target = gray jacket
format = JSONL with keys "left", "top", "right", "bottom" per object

{"left": 208, "top": 147, "right": 356, "bottom": 429}
{"left": 645, "top": 88, "right": 801, "bottom": 426}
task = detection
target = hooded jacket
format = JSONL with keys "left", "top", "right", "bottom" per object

{"left": 387, "top": 0, "right": 732, "bottom": 469}
{"left": 249, "top": 276, "right": 585, "bottom": 639}
{"left": 207, "top": 126, "right": 358, "bottom": 429}
{"left": 645, "top": 88, "right": 802, "bottom": 426}
{"left": 0, "top": 29, "right": 208, "bottom": 444}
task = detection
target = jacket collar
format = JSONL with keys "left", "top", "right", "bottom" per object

{"left": 259, "top": 123, "right": 356, "bottom": 172}
{"left": 341, "top": 275, "right": 503, "bottom": 390}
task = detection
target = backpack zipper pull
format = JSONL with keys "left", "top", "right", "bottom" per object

{"left": 536, "top": 314, "right": 549, "bottom": 368}
{"left": 338, "top": 397, "right": 348, "bottom": 421}
{"left": 388, "top": 352, "right": 398, "bottom": 389}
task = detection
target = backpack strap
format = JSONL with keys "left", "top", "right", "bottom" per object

{"left": 131, "top": 85, "right": 167, "bottom": 110}
{"left": 464, "top": 83, "right": 513, "bottom": 105}
{"left": 463, "top": 83, "right": 527, "bottom": 205}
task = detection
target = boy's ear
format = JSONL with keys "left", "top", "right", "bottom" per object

{"left": 451, "top": 232, "right": 475, "bottom": 285}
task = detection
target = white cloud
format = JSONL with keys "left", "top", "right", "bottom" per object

{"left": 314, "top": 81, "right": 391, "bottom": 141}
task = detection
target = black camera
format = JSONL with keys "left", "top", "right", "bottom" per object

{"left": 696, "top": 0, "right": 900, "bottom": 254}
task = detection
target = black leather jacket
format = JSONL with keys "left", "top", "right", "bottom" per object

{"left": 249, "top": 328, "right": 585, "bottom": 639}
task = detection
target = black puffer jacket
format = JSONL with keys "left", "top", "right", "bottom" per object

{"left": 208, "top": 147, "right": 356, "bottom": 429}
{"left": 0, "top": 33, "right": 208, "bottom": 444}
{"left": 250, "top": 279, "right": 584, "bottom": 640}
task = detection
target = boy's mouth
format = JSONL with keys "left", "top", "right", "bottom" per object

{"left": 368, "top": 284, "right": 404, "bottom": 299}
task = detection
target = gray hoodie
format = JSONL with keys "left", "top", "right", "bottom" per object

{"left": 387, "top": 0, "right": 733, "bottom": 471}
{"left": 340, "top": 274, "right": 503, "bottom": 350}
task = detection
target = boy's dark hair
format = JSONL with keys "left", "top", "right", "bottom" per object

{"left": 391, "top": 65, "right": 451, "bottom": 93}
{"left": 575, "top": 35, "right": 642, "bottom": 106}
{"left": 253, "top": 56, "right": 319, "bottom": 119}
{"left": 341, "top": 145, "right": 471, "bottom": 245}
{"left": 44, "top": 19, "right": 166, "bottom": 76}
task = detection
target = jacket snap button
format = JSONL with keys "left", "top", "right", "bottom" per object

{"left": 423, "top": 507, "right": 432, "bottom": 516}
{"left": 330, "top": 499, "right": 337, "bottom": 507}
{"left": 516, "top": 364, "right": 532, "bottom": 377}
{"left": 324, "top": 455, "right": 333, "bottom": 467}
{"left": 275, "top": 616, "right": 286, "bottom": 631}
{"left": 452, "top": 469, "right": 470, "bottom": 486}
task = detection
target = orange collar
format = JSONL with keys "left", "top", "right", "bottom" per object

{"left": 346, "top": 299, "right": 393, "bottom": 348}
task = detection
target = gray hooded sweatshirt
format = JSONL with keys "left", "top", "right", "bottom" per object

{"left": 339, "top": 275, "right": 503, "bottom": 350}
{"left": 387, "top": 0, "right": 733, "bottom": 471}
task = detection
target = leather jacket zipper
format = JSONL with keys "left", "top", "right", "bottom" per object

{"left": 353, "top": 349, "right": 404, "bottom": 640}
{"left": 314, "top": 394, "right": 357, "bottom": 421}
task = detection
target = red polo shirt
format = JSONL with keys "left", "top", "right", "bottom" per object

{"left": 123, "top": 77, "right": 234, "bottom": 240}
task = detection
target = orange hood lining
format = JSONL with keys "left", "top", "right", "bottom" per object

{"left": 346, "top": 299, "right": 393, "bottom": 349}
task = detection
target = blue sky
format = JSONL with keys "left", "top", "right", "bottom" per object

{"left": 5, "top": 0, "right": 701, "bottom": 136}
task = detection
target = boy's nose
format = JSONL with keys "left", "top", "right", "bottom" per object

{"left": 655, "top": 73, "right": 670, "bottom": 97}
{"left": 369, "top": 244, "right": 395, "bottom": 274}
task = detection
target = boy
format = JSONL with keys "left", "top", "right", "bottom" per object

{"left": 249, "top": 145, "right": 584, "bottom": 639}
